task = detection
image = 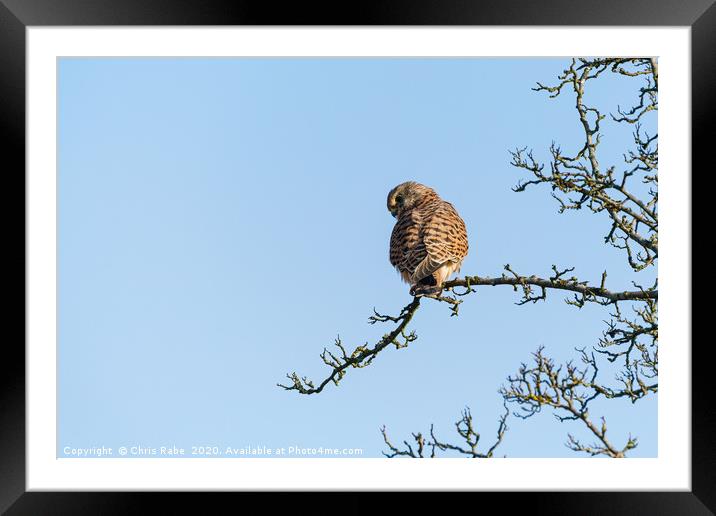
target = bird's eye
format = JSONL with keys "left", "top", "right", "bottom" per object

{"left": 396, "top": 195, "right": 404, "bottom": 204}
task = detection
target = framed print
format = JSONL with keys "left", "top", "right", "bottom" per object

{"left": 2, "top": 0, "right": 711, "bottom": 513}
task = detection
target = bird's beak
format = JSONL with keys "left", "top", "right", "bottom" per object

{"left": 390, "top": 208, "right": 398, "bottom": 218}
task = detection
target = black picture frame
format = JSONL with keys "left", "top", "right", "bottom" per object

{"left": 2, "top": 0, "right": 709, "bottom": 513}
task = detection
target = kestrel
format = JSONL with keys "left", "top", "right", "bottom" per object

{"left": 387, "top": 182, "right": 469, "bottom": 296}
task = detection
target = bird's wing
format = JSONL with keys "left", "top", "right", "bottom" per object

{"left": 411, "top": 203, "right": 468, "bottom": 283}
{"left": 389, "top": 213, "right": 423, "bottom": 272}
{"left": 403, "top": 242, "right": 429, "bottom": 275}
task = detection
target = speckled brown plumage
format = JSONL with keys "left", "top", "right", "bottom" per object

{"left": 387, "top": 182, "right": 468, "bottom": 295}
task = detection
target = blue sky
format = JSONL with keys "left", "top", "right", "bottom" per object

{"left": 58, "top": 58, "right": 657, "bottom": 458}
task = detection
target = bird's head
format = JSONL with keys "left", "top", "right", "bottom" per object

{"left": 387, "top": 181, "right": 438, "bottom": 218}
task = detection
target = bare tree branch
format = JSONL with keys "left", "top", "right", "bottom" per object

{"left": 277, "top": 298, "right": 420, "bottom": 394}
{"left": 492, "top": 58, "right": 659, "bottom": 457}
{"left": 278, "top": 265, "right": 656, "bottom": 396}
{"left": 513, "top": 58, "right": 658, "bottom": 273}
{"left": 445, "top": 265, "right": 657, "bottom": 306}
{"left": 381, "top": 404, "right": 509, "bottom": 458}
{"left": 500, "top": 346, "right": 644, "bottom": 458}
